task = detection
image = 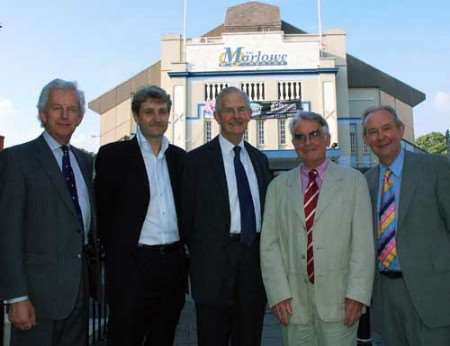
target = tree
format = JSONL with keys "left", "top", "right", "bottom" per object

{"left": 415, "top": 132, "right": 447, "bottom": 154}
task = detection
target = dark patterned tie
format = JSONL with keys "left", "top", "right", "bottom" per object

{"left": 304, "top": 169, "right": 319, "bottom": 284}
{"left": 233, "top": 146, "right": 257, "bottom": 246}
{"left": 61, "top": 145, "right": 85, "bottom": 243}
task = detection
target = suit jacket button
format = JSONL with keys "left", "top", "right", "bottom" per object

{"left": 77, "top": 254, "right": 82, "bottom": 259}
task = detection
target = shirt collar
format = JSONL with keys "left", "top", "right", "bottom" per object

{"left": 43, "top": 131, "right": 70, "bottom": 153}
{"left": 301, "top": 159, "right": 329, "bottom": 181}
{"left": 380, "top": 148, "right": 404, "bottom": 178}
{"left": 219, "top": 134, "right": 244, "bottom": 156}
{"left": 136, "top": 126, "right": 169, "bottom": 159}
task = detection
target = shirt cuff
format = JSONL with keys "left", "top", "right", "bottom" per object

{"left": 4, "top": 296, "right": 29, "bottom": 304}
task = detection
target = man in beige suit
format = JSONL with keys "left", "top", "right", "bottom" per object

{"left": 260, "top": 111, "right": 374, "bottom": 346}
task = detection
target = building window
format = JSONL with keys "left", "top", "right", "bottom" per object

{"left": 241, "top": 82, "right": 265, "bottom": 101}
{"left": 363, "top": 142, "right": 369, "bottom": 153}
{"left": 350, "top": 123, "right": 357, "bottom": 154}
{"left": 278, "top": 81, "right": 302, "bottom": 100}
{"left": 257, "top": 120, "right": 265, "bottom": 146}
{"left": 204, "top": 119, "right": 212, "bottom": 143}
{"left": 204, "top": 83, "right": 229, "bottom": 101}
{"left": 278, "top": 119, "right": 286, "bottom": 145}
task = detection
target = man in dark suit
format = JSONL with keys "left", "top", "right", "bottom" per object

{"left": 363, "top": 105, "right": 450, "bottom": 346}
{"left": 0, "top": 79, "right": 97, "bottom": 346}
{"left": 182, "top": 87, "right": 272, "bottom": 346}
{"left": 95, "top": 85, "right": 187, "bottom": 346}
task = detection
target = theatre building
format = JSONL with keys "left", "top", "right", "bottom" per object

{"left": 89, "top": 1, "right": 425, "bottom": 169}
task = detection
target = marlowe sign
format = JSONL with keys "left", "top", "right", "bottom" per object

{"left": 219, "top": 47, "right": 288, "bottom": 67}
{"left": 186, "top": 39, "right": 320, "bottom": 71}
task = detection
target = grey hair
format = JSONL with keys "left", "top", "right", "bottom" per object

{"left": 37, "top": 79, "right": 85, "bottom": 120}
{"left": 289, "top": 111, "right": 330, "bottom": 137}
{"left": 131, "top": 85, "right": 172, "bottom": 115}
{"left": 215, "top": 87, "right": 251, "bottom": 113}
{"left": 362, "top": 105, "right": 404, "bottom": 134}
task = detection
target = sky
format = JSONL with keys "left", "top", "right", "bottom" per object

{"left": 1, "top": 0, "right": 449, "bottom": 152}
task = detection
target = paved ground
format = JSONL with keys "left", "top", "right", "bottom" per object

{"left": 174, "top": 297, "right": 282, "bottom": 346}
{"left": 4, "top": 300, "right": 375, "bottom": 346}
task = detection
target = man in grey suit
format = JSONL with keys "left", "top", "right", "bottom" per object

{"left": 363, "top": 105, "right": 450, "bottom": 345}
{"left": 0, "top": 79, "right": 97, "bottom": 346}
{"left": 261, "top": 111, "right": 374, "bottom": 346}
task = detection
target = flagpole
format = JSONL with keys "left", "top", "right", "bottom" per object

{"left": 317, "top": 0, "right": 323, "bottom": 56}
{"left": 183, "top": 0, "right": 187, "bottom": 62}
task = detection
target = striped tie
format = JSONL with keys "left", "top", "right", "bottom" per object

{"left": 378, "top": 168, "right": 399, "bottom": 271}
{"left": 304, "top": 169, "right": 319, "bottom": 284}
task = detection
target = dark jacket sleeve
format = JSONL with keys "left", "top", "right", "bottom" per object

{"left": 0, "top": 149, "right": 29, "bottom": 300}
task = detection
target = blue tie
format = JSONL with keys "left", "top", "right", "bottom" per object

{"left": 233, "top": 146, "right": 256, "bottom": 246}
{"left": 61, "top": 145, "right": 85, "bottom": 242}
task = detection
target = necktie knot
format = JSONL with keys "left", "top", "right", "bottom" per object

{"left": 61, "top": 145, "right": 69, "bottom": 156}
{"left": 308, "top": 169, "right": 318, "bottom": 181}
{"left": 384, "top": 168, "right": 392, "bottom": 178}
{"left": 233, "top": 146, "right": 241, "bottom": 158}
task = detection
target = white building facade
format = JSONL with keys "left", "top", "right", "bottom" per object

{"left": 89, "top": 2, "right": 425, "bottom": 169}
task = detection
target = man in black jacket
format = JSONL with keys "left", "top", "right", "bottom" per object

{"left": 95, "top": 85, "right": 187, "bottom": 346}
{"left": 182, "top": 87, "right": 272, "bottom": 346}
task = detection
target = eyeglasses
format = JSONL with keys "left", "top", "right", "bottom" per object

{"left": 293, "top": 129, "right": 323, "bottom": 143}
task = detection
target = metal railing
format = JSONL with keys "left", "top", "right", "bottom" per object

{"left": 1, "top": 302, "right": 4, "bottom": 346}
{"left": 1, "top": 274, "right": 108, "bottom": 346}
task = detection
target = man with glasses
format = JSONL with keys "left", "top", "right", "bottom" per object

{"left": 260, "top": 111, "right": 374, "bottom": 345}
{"left": 363, "top": 105, "right": 450, "bottom": 346}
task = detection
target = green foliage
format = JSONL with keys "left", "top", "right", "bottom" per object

{"left": 415, "top": 132, "right": 448, "bottom": 154}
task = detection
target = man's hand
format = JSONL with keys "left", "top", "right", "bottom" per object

{"left": 271, "top": 298, "right": 293, "bottom": 326}
{"left": 344, "top": 298, "right": 363, "bottom": 327}
{"left": 8, "top": 300, "right": 37, "bottom": 330}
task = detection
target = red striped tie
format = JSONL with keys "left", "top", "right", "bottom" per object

{"left": 304, "top": 169, "right": 319, "bottom": 284}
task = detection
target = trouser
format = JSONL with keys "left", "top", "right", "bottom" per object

{"left": 372, "top": 274, "right": 450, "bottom": 346}
{"left": 195, "top": 237, "right": 266, "bottom": 346}
{"left": 10, "top": 267, "right": 88, "bottom": 346}
{"left": 107, "top": 242, "right": 187, "bottom": 346}
{"left": 281, "top": 278, "right": 358, "bottom": 346}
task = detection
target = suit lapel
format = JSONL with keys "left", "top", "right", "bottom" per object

{"left": 287, "top": 167, "right": 305, "bottom": 228}
{"left": 365, "top": 167, "right": 379, "bottom": 236}
{"left": 208, "top": 137, "right": 230, "bottom": 219}
{"left": 314, "top": 162, "right": 343, "bottom": 221}
{"left": 72, "top": 147, "right": 92, "bottom": 193}
{"left": 245, "top": 142, "right": 265, "bottom": 214}
{"left": 165, "top": 145, "right": 179, "bottom": 200}
{"left": 397, "top": 152, "right": 419, "bottom": 231}
{"left": 34, "top": 136, "right": 78, "bottom": 219}
{"left": 129, "top": 137, "right": 150, "bottom": 196}
{"left": 72, "top": 147, "right": 96, "bottom": 236}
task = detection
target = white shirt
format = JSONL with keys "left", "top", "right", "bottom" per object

{"left": 136, "top": 127, "right": 179, "bottom": 245}
{"left": 219, "top": 135, "right": 262, "bottom": 234}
